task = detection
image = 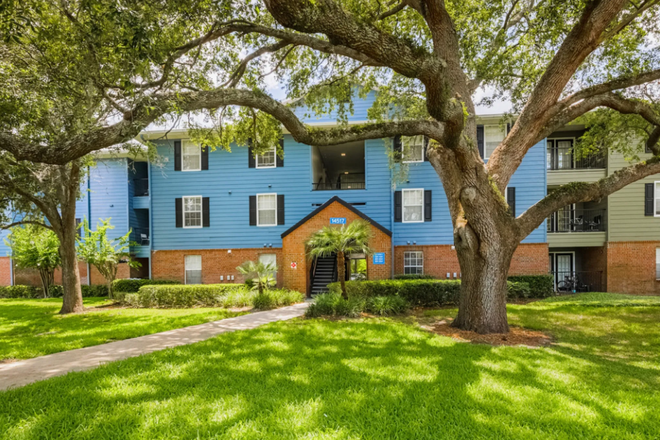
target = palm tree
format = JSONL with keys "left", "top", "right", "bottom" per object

{"left": 237, "top": 260, "right": 277, "bottom": 294}
{"left": 306, "top": 219, "right": 373, "bottom": 298}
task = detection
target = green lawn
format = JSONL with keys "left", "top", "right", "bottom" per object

{"left": 1, "top": 292, "right": 659, "bottom": 439}
{"left": 0, "top": 297, "right": 244, "bottom": 361}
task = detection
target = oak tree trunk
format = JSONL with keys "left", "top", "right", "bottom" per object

{"left": 452, "top": 237, "right": 515, "bottom": 334}
{"left": 337, "top": 252, "right": 347, "bottom": 299}
{"left": 59, "top": 221, "right": 83, "bottom": 314}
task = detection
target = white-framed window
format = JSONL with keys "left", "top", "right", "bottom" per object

{"left": 185, "top": 255, "right": 202, "bottom": 284}
{"left": 484, "top": 125, "right": 505, "bottom": 159}
{"left": 404, "top": 251, "right": 423, "bottom": 275}
{"left": 183, "top": 196, "right": 203, "bottom": 228}
{"left": 256, "top": 146, "right": 276, "bottom": 168}
{"left": 259, "top": 253, "right": 277, "bottom": 280}
{"left": 655, "top": 182, "right": 660, "bottom": 217}
{"left": 402, "top": 188, "right": 424, "bottom": 223}
{"left": 402, "top": 135, "right": 425, "bottom": 163}
{"left": 257, "top": 193, "right": 277, "bottom": 227}
{"left": 182, "top": 141, "right": 201, "bottom": 171}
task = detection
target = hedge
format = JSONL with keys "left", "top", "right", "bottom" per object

{"left": 306, "top": 293, "right": 409, "bottom": 318}
{"left": 507, "top": 275, "right": 554, "bottom": 298}
{"left": 118, "top": 284, "right": 303, "bottom": 309}
{"left": 0, "top": 285, "right": 40, "bottom": 299}
{"left": 328, "top": 278, "right": 541, "bottom": 307}
{"left": 112, "top": 278, "right": 181, "bottom": 293}
{"left": 393, "top": 274, "right": 437, "bottom": 280}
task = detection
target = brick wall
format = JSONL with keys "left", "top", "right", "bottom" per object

{"left": 282, "top": 201, "right": 392, "bottom": 294}
{"left": 0, "top": 257, "right": 10, "bottom": 286}
{"left": 607, "top": 241, "right": 660, "bottom": 295}
{"left": 152, "top": 248, "right": 283, "bottom": 286}
{"left": 16, "top": 262, "right": 90, "bottom": 287}
{"left": 395, "top": 243, "right": 549, "bottom": 279}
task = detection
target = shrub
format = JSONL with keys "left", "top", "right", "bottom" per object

{"left": 82, "top": 284, "right": 109, "bottom": 297}
{"left": 393, "top": 274, "right": 436, "bottom": 280}
{"left": 253, "top": 289, "right": 305, "bottom": 310}
{"left": 329, "top": 280, "right": 461, "bottom": 307}
{"left": 0, "top": 285, "right": 40, "bottom": 298}
{"left": 305, "top": 293, "right": 409, "bottom": 318}
{"left": 118, "top": 284, "right": 303, "bottom": 309}
{"left": 48, "top": 285, "right": 63, "bottom": 297}
{"left": 506, "top": 281, "right": 532, "bottom": 299}
{"left": 112, "top": 278, "right": 181, "bottom": 293}
{"left": 366, "top": 295, "right": 410, "bottom": 315}
{"left": 507, "top": 275, "right": 554, "bottom": 298}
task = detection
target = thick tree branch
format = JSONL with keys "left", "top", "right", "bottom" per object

{"left": 516, "top": 157, "right": 660, "bottom": 238}
{"left": 1, "top": 220, "right": 53, "bottom": 231}
{"left": 559, "top": 69, "right": 660, "bottom": 107}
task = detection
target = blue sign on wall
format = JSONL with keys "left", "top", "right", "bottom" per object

{"left": 330, "top": 217, "right": 346, "bottom": 225}
{"left": 373, "top": 252, "right": 386, "bottom": 265}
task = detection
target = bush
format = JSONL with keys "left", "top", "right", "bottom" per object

{"left": 119, "top": 284, "right": 303, "bottom": 309}
{"left": 508, "top": 275, "right": 554, "bottom": 298}
{"left": 0, "top": 285, "right": 40, "bottom": 298}
{"left": 253, "top": 289, "right": 305, "bottom": 310}
{"left": 112, "top": 278, "right": 181, "bottom": 293}
{"left": 506, "top": 281, "right": 532, "bottom": 299}
{"left": 329, "top": 280, "right": 461, "bottom": 307}
{"left": 393, "top": 274, "right": 436, "bottom": 280}
{"left": 82, "top": 284, "right": 109, "bottom": 297}
{"left": 305, "top": 293, "right": 409, "bottom": 318}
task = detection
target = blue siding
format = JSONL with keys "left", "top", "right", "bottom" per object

{"left": 150, "top": 135, "right": 392, "bottom": 250}
{"left": 393, "top": 140, "right": 547, "bottom": 245}
{"left": 293, "top": 89, "right": 377, "bottom": 124}
{"left": 88, "top": 159, "right": 130, "bottom": 240}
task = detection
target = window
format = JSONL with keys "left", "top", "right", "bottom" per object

{"left": 656, "top": 248, "right": 660, "bottom": 280}
{"left": 259, "top": 254, "right": 277, "bottom": 280}
{"left": 183, "top": 196, "right": 203, "bottom": 228}
{"left": 185, "top": 255, "right": 202, "bottom": 284}
{"left": 404, "top": 251, "right": 423, "bottom": 275}
{"left": 402, "top": 135, "right": 425, "bottom": 163}
{"left": 182, "top": 141, "right": 201, "bottom": 171}
{"left": 402, "top": 189, "right": 424, "bottom": 223}
{"left": 257, "top": 193, "right": 277, "bottom": 226}
{"left": 484, "top": 125, "right": 504, "bottom": 159}
{"left": 256, "top": 146, "right": 276, "bottom": 168}
{"left": 655, "top": 182, "right": 660, "bottom": 217}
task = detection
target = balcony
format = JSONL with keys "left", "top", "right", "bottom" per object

{"left": 552, "top": 271, "right": 604, "bottom": 292}
{"left": 130, "top": 227, "right": 150, "bottom": 258}
{"left": 133, "top": 178, "right": 149, "bottom": 197}
{"left": 547, "top": 208, "right": 606, "bottom": 247}
{"left": 313, "top": 174, "right": 365, "bottom": 191}
{"left": 547, "top": 141, "right": 606, "bottom": 185}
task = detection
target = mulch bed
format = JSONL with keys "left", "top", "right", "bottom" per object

{"left": 425, "top": 318, "right": 553, "bottom": 347}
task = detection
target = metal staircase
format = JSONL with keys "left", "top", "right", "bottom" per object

{"left": 310, "top": 255, "right": 337, "bottom": 295}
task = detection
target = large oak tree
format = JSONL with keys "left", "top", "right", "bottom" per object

{"left": 1, "top": 0, "right": 659, "bottom": 329}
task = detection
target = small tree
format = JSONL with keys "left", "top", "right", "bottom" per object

{"left": 237, "top": 260, "right": 277, "bottom": 295}
{"left": 306, "top": 220, "right": 372, "bottom": 299}
{"left": 77, "top": 219, "right": 138, "bottom": 299}
{"left": 5, "top": 225, "right": 61, "bottom": 297}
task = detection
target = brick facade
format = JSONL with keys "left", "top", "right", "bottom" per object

{"left": 282, "top": 200, "right": 392, "bottom": 294}
{"left": 152, "top": 248, "right": 284, "bottom": 286}
{"left": 0, "top": 257, "right": 10, "bottom": 286}
{"left": 395, "top": 243, "right": 550, "bottom": 279}
{"left": 606, "top": 241, "right": 660, "bottom": 295}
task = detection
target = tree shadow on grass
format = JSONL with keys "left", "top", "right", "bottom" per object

{"left": 1, "top": 318, "right": 658, "bottom": 439}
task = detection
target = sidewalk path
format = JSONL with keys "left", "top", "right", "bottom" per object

{"left": 0, "top": 302, "right": 309, "bottom": 391}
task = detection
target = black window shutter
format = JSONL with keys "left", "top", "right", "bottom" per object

{"left": 175, "top": 198, "right": 183, "bottom": 228}
{"left": 248, "top": 139, "right": 255, "bottom": 168}
{"left": 276, "top": 139, "right": 284, "bottom": 167}
{"left": 202, "top": 197, "right": 210, "bottom": 227}
{"left": 174, "top": 141, "right": 182, "bottom": 171}
{"left": 645, "top": 183, "right": 654, "bottom": 216}
{"left": 424, "top": 190, "right": 432, "bottom": 222}
{"left": 477, "top": 125, "right": 484, "bottom": 158}
{"left": 394, "top": 191, "right": 402, "bottom": 222}
{"left": 506, "top": 123, "right": 512, "bottom": 135}
{"left": 393, "top": 135, "right": 402, "bottom": 160}
{"left": 424, "top": 136, "right": 430, "bottom": 161}
{"left": 201, "top": 146, "right": 209, "bottom": 170}
{"left": 277, "top": 194, "right": 285, "bottom": 225}
{"left": 249, "top": 195, "right": 257, "bottom": 225}
{"left": 507, "top": 187, "right": 516, "bottom": 217}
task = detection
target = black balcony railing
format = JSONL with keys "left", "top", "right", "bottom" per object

{"left": 548, "top": 208, "right": 606, "bottom": 233}
{"left": 130, "top": 228, "right": 150, "bottom": 246}
{"left": 547, "top": 146, "right": 606, "bottom": 170}
{"left": 133, "top": 178, "right": 149, "bottom": 197}
{"left": 313, "top": 174, "right": 366, "bottom": 191}
{"left": 552, "top": 271, "right": 603, "bottom": 292}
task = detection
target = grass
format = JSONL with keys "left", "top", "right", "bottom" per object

{"left": 0, "top": 297, "right": 245, "bottom": 361}
{"left": 1, "top": 292, "right": 659, "bottom": 439}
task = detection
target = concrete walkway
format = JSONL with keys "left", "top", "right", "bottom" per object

{"left": 0, "top": 302, "right": 309, "bottom": 391}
